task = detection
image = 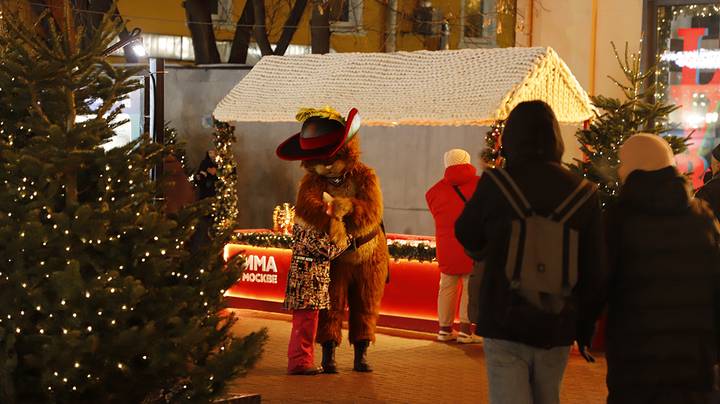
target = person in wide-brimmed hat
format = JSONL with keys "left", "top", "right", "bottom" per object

{"left": 278, "top": 107, "right": 361, "bottom": 375}
{"left": 278, "top": 106, "right": 389, "bottom": 375}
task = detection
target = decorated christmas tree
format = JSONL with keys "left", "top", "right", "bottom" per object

{"left": 572, "top": 42, "right": 685, "bottom": 207}
{"left": 481, "top": 122, "right": 505, "bottom": 167}
{"left": 0, "top": 8, "right": 265, "bottom": 403}
{"left": 164, "top": 124, "right": 191, "bottom": 176}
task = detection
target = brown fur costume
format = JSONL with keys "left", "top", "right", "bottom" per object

{"left": 294, "top": 136, "right": 389, "bottom": 345}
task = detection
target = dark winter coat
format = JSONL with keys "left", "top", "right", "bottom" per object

{"left": 605, "top": 166, "right": 720, "bottom": 403}
{"left": 426, "top": 164, "right": 481, "bottom": 275}
{"left": 194, "top": 153, "right": 218, "bottom": 200}
{"left": 455, "top": 133, "right": 605, "bottom": 349}
{"left": 696, "top": 172, "right": 720, "bottom": 222}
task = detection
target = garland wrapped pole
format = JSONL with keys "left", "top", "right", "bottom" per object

{"left": 212, "top": 119, "right": 240, "bottom": 234}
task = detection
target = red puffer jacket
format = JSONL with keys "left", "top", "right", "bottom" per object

{"left": 425, "top": 164, "right": 480, "bottom": 275}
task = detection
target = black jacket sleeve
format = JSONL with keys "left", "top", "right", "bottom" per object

{"left": 575, "top": 191, "right": 608, "bottom": 348}
{"left": 696, "top": 182, "right": 720, "bottom": 222}
{"left": 710, "top": 219, "right": 720, "bottom": 360}
{"left": 455, "top": 175, "right": 492, "bottom": 257}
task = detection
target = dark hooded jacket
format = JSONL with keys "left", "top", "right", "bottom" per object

{"left": 455, "top": 101, "right": 606, "bottom": 348}
{"left": 605, "top": 167, "right": 720, "bottom": 403}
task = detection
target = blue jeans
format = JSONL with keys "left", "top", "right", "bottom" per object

{"left": 484, "top": 338, "right": 571, "bottom": 404}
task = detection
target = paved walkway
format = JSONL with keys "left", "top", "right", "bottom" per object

{"left": 227, "top": 309, "right": 607, "bottom": 403}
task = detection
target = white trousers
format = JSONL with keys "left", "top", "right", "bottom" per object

{"left": 437, "top": 273, "right": 470, "bottom": 327}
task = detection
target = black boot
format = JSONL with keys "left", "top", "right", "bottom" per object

{"left": 353, "top": 340, "right": 372, "bottom": 372}
{"left": 321, "top": 341, "right": 338, "bottom": 374}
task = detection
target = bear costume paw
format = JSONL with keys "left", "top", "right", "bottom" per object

{"left": 330, "top": 197, "right": 354, "bottom": 218}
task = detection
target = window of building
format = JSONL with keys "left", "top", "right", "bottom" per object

{"left": 211, "top": 0, "right": 235, "bottom": 29}
{"left": 329, "top": 0, "right": 364, "bottom": 33}
{"left": 461, "top": 0, "right": 497, "bottom": 47}
{"left": 645, "top": 1, "right": 720, "bottom": 187}
{"left": 110, "top": 33, "right": 317, "bottom": 64}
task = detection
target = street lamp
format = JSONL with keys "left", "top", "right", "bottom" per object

{"left": 102, "top": 27, "right": 146, "bottom": 57}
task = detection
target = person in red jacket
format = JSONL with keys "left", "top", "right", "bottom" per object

{"left": 426, "top": 149, "right": 482, "bottom": 343}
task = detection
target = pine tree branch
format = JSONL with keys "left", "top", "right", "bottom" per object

{"left": 18, "top": 77, "right": 52, "bottom": 127}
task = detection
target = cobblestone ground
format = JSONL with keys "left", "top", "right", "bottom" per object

{"left": 226, "top": 309, "right": 607, "bottom": 403}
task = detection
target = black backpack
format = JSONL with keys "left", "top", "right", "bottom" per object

{"left": 485, "top": 168, "right": 594, "bottom": 314}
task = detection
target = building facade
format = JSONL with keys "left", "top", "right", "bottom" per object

{"left": 2, "top": 0, "right": 717, "bottom": 231}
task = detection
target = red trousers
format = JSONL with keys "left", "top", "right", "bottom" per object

{"left": 287, "top": 309, "right": 319, "bottom": 372}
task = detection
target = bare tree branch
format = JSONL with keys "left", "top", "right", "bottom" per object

{"left": 252, "top": 0, "right": 275, "bottom": 56}
{"left": 310, "top": 0, "right": 330, "bottom": 54}
{"left": 75, "top": 0, "right": 138, "bottom": 62}
{"left": 183, "top": 0, "right": 221, "bottom": 64}
{"left": 228, "top": 0, "right": 254, "bottom": 64}
{"left": 274, "top": 0, "right": 308, "bottom": 55}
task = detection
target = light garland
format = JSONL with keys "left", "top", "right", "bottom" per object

{"left": 272, "top": 203, "right": 295, "bottom": 234}
{"left": 234, "top": 232, "right": 438, "bottom": 263}
{"left": 164, "top": 125, "right": 190, "bottom": 174}
{"left": 211, "top": 119, "right": 239, "bottom": 234}
{"left": 481, "top": 120, "right": 505, "bottom": 167}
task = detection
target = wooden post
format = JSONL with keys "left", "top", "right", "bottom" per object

{"left": 149, "top": 57, "right": 165, "bottom": 180}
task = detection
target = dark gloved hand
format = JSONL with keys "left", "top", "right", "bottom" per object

{"left": 578, "top": 344, "right": 595, "bottom": 363}
{"left": 703, "top": 169, "right": 714, "bottom": 185}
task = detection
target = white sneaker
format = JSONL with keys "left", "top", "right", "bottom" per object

{"left": 457, "top": 332, "right": 482, "bottom": 344}
{"left": 437, "top": 330, "right": 456, "bottom": 341}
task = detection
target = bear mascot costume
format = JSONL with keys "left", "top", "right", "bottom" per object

{"left": 277, "top": 107, "right": 389, "bottom": 373}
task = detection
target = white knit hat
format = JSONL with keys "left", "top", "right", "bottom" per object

{"left": 444, "top": 149, "right": 471, "bottom": 168}
{"left": 618, "top": 133, "right": 675, "bottom": 182}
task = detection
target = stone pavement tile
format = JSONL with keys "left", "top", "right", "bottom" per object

{"left": 227, "top": 309, "right": 607, "bottom": 403}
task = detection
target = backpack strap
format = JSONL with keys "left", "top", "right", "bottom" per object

{"left": 484, "top": 168, "right": 533, "bottom": 217}
{"left": 553, "top": 180, "right": 595, "bottom": 223}
{"left": 452, "top": 185, "right": 468, "bottom": 203}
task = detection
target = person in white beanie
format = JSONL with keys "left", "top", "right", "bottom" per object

{"left": 426, "top": 149, "right": 482, "bottom": 343}
{"left": 617, "top": 132, "right": 676, "bottom": 183}
{"left": 604, "top": 133, "right": 720, "bottom": 403}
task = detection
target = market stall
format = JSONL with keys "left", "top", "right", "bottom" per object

{"left": 215, "top": 47, "right": 595, "bottom": 334}
{"left": 224, "top": 230, "right": 440, "bottom": 331}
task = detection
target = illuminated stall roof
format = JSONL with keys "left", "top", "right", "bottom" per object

{"left": 214, "top": 47, "right": 593, "bottom": 126}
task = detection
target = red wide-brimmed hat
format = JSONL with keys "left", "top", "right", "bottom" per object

{"left": 276, "top": 107, "right": 361, "bottom": 161}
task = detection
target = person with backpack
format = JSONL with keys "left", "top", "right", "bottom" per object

{"left": 455, "top": 101, "right": 605, "bottom": 404}
{"left": 426, "top": 148, "right": 482, "bottom": 343}
{"left": 604, "top": 133, "right": 720, "bottom": 404}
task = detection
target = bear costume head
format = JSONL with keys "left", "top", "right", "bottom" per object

{"left": 300, "top": 136, "right": 361, "bottom": 179}
{"left": 276, "top": 107, "right": 362, "bottom": 180}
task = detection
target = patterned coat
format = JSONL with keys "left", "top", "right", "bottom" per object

{"left": 284, "top": 224, "right": 348, "bottom": 310}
